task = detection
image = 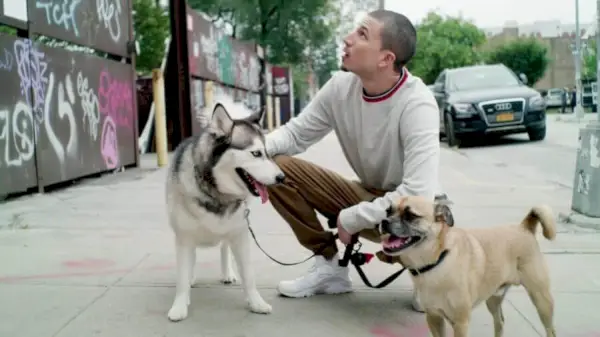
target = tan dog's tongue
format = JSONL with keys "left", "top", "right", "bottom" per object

{"left": 253, "top": 182, "right": 269, "bottom": 204}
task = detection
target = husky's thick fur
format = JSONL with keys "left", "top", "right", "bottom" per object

{"left": 165, "top": 98, "right": 284, "bottom": 322}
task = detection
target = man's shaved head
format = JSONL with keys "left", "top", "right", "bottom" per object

{"left": 342, "top": 10, "right": 417, "bottom": 76}
{"left": 368, "top": 10, "right": 417, "bottom": 72}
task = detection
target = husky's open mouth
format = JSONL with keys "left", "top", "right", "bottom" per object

{"left": 235, "top": 168, "right": 269, "bottom": 203}
{"left": 382, "top": 235, "right": 422, "bottom": 254}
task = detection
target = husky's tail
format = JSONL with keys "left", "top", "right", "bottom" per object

{"left": 520, "top": 205, "right": 556, "bottom": 240}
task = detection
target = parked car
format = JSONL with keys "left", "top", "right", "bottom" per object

{"left": 545, "top": 88, "right": 568, "bottom": 108}
{"left": 431, "top": 64, "right": 546, "bottom": 147}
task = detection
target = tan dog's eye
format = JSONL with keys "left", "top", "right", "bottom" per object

{"left": 402, "top": 207, "right": 418, "bottom": 222}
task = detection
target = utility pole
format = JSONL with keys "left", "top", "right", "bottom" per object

{"left": 565, "top": 0, "right": 600, "bottom": 227}
{"left": 597, "top": 8, "right": 600, "bottom": 124}
{"left": 574, "top": 0, "right": 585, "bottom": 120}
{"left": 378, "top": 0, "right": 385, "bottom": 9}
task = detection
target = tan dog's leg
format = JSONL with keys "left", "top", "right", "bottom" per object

{"left": 486, "top": 295, "right": 506, "bottom": 337}
{"left": 521, "top": 262, "right": 556, "bottom": 337}
{"left": 426, "top": 313, "right": 446, "bottom": 337}
{"left": 449, "top": 308, "right": 471, "bottom": 337}
{"left": 451, "top": 320, "right": 470, "bottom": 337}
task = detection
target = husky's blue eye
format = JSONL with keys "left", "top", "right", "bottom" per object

{"left": 250, "top": 150, "right": 262, "bottom": 158}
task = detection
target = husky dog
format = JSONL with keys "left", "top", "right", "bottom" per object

{"left": 165, "top": 98, "right": 285, "bottom": 322}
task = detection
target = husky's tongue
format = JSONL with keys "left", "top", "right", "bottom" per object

{"left": 252, "top": 181, "right": 269, "bottom": 204}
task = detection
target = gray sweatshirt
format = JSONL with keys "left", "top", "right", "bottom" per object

{"left": 265, "top": 70, "right": 440, "bottom": 235}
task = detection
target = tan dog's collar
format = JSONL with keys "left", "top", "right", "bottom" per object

{"left": 408, "top": 249, "right": 450, "bottom": 276}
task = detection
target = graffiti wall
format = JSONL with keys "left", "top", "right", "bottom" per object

{"left": 184, "top": 4, "right": 292, "bottom": 133}
{"left": 271, "top": 65, "right": 292, "bottom": 126}
{"left": 0, "top": 0, "right": 136, "bottom": 197}
{"left": 186, "top": 4, "right": 260, "bottom": 92}
{"left": 28, "top": 0, "right": 131, "bottom": 57}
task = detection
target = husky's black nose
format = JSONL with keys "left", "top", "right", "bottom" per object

{"left": 275, "top": 174, "right": 286, "bottom": 184}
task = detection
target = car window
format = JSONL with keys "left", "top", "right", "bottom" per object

{"left": 448, "top": 66, "right": 521, "bottom": 91}
{"left": 547, "top": 89, "right": 563, "bottom": 97}
{"left": 435, "top": 72, "right": 446, "bottom": 86}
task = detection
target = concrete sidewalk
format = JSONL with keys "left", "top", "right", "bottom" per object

{"left": 1, "top": 134, "right": 599, "bottom": 337}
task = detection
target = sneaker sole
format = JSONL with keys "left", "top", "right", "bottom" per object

{"left": 278, "top": 280, "right": 353, "bottom": 298}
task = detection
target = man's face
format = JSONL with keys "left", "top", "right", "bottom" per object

{"left": 342, "top": 16, "right": 395, "bottom": 76}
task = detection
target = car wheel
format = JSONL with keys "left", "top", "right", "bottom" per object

{"left": 444, "top": 113, "right": 460, "bottom": 147}
{"left": 528, "top": 126, "right": 546, "bottom": 141}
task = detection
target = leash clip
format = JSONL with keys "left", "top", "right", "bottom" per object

{"left": 351, "top": 252, "right": 374, "bottom": 266}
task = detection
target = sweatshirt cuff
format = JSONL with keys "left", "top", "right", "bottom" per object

{"left": 338, "top": 206, "right": 363, "bottom": 235}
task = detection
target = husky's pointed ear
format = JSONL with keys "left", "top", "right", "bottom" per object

{"left": 210, "top": 104, "right": 234, "bottom": 134}
{"left": 246, "top": 105, "right": 265, "bottom": 125}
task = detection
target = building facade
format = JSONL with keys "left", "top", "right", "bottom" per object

{"left": 483, "top": 20, "right": 596, "bottom": 90}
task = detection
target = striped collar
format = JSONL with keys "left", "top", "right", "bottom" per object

{"left": 362, "top": 68, "right": 408, "bottom": 103}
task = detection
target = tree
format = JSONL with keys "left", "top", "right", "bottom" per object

{"left": 408, "top": 12, "right": 487, "bottom": 84}
{"left": 188, "top": 0, "right": 339, "bottom": 99}
{"left": 485, "top": 37, "right": 549, "bottom": 85}
{"left": 312, "top": 37, "right": 340, "bottom": 87}
{"left": 188, "top": 0, "right": 338, "bottom": 65}
{"left": 133, "top": 0, "right": 170, "bottom": 75}
{"left": 583, "top": 38, "right": 597, "bottom": 80}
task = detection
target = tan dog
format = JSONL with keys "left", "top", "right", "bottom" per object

{"left": 378, "top": 196, "right": 557, "bottom": 337}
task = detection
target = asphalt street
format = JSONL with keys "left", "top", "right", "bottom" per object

{"left": 449, "top": 113, "right": 593, "bottom": 190}
{"left": 1, "top": 116, "right": 599, "bottom": 337}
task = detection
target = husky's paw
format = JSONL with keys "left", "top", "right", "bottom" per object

{"left": 247, "top": 298, "right": 272, "bottom": 314}
{"left": 220, "top": 271, "right": 237, "bottom": 285}
{"left": 167, "top": 304, "right": 189, "bottom": 322}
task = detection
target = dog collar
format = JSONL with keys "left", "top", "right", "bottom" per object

{"left": 408, "top": 249, "right": 450, "bottom": 276}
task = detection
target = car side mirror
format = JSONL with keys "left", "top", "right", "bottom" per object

{"left": 434, "top": 83, "right": 445, "bottom": 93}
{"left": 519, "top": 73, "right": 528, "bottom": 84}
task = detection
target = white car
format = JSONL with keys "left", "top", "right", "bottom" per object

{"left": 545, "top": 88, "right": 568, "bottom": 108}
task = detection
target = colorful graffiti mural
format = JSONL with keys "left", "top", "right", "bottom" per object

{"left": 184, "top": 4, "right": 293, "bottom": 134}
{"left": 0, "top": 0, "right": 137, "bottom": 197}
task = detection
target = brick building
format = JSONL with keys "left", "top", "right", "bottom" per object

{"left": 482, "top": 20, "right": 596, "bottom": 90}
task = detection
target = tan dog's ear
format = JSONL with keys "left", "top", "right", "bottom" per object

{"left": 396, "top": 196, "right": 409, "bottom": 215}
{"left": 433, "top": 199, "right": 454, "bottom": 227}
{"left": 385, "top": 205, "right": 394, "bottom": 217}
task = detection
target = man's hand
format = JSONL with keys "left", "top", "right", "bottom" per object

{"left": 337, "top": 219, "right": 353, "bottom": 245}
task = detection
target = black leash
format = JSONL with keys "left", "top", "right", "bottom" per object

{"left": 244, "top": 208, "right": 338, "bottom": 266}
{"left": 244, "top": 207, "right": 407, "bottom": 288}
{"left": 339, "top": 235, "right": 407, "bottom": 288}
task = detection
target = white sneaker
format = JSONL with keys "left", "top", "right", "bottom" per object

{"left": 277, "top": 255, "right": 353, "bottom": 298}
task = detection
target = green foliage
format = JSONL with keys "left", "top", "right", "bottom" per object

{"left": 0, "top": 25, "right": 16, "bottom": 36}
{"left": 311, "top": 37, "right": 340, "bottom": 87}
{"left": 133, "top": 0, "right": 170, "bottom": 75}
{"left": 583, "top": 38, "right": 597, "bottom": 80}
{"left": 189, "top": 0, "right": 337, "bottom": 65}
{"left": 408, "top": 12, "right": 487, "bottom": 84}
{"left": 485, "top": 37, "right": 549, "bottom": 85}
{"left": 291, "top": 63, "right": 310, "bottom": 101}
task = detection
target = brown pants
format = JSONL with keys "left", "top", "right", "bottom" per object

{"left": 266, "top": 155, "right": 386, "bottom": 260}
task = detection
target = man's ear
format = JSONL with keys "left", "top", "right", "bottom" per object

{"left": 433, "top": 199, "right": 454, "bottom": 227}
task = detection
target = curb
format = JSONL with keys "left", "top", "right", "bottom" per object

{"left": 558, "top": 211, "right": 600, "bottom": 230}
